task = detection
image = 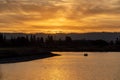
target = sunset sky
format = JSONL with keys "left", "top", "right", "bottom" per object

{"left": 0, "top": 0, "right": 120, "bottom": 33}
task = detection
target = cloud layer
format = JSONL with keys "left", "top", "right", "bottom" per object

{"left": 0, "top": 0, "right": 120, "bottom": 33}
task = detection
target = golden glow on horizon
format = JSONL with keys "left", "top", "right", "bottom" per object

{"left": 28, "top": 18, "right": 68, "bottom": 26}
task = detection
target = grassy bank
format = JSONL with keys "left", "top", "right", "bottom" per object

{"left": 0, "top": 47, "right": 59, "bottom": 64}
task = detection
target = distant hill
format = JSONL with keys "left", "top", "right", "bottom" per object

{"left": 2, "top": 32, "right": 120, "bottom": 41}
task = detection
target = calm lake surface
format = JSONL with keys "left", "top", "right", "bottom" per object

{"left": 0, "top": 52, "right": 120, "bottom": 80}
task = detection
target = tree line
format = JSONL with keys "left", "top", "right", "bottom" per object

{"left": 0, "top": 33, "right": 120, "bottom": 51}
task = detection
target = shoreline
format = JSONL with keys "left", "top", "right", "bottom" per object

{"left": 0, "top": 48, "right": 60, "bottom": 64}
{"left": 0, "top": 53, "right": 59, "bottom": 64}
{"left": 49, "top": 49, "right": 120, "bottom": 52}
{"left": 51, "top": 50, "right": 120, "bottom": 52}
{"left": 0, "top": 47, "right": 120, "bottom": 64}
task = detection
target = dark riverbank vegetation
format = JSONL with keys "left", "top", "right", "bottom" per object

{"left": 0, "top": 47, "right": 59, "bottom": 63}
{"left": 0, "top": 33, "right": 120, "bottom": 63}
{"left": 0, "top": 33, "right": 120, "bottom": 52}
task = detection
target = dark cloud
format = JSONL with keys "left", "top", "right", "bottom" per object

{"left": 66, "top": 0, "right": 120, "bottom": 20}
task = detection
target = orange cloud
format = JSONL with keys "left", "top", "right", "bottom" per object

{"left": 0, "top": 0, "right": 120, "bottom": 33}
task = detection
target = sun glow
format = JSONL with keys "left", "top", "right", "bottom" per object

{"left": 21, "top": 17, "right": 87, "bottom": 34}
{"left": 46, "top": 29, "right": 63, "bottom": 34}
{"left": 25, "top": 17, "right": 82, "bottom": 27}
{"left": 45, "top": 18, "right": 67, "bottom": 26}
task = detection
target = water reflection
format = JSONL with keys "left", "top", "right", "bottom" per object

{"left": 0, "top": 52, "right": 120, "bottom": 80}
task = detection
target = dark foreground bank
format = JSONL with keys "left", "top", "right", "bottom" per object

{"left": 0, "top": 48, "right": 60, "bottom": 64}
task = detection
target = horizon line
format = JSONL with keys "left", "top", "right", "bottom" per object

{"left": 0, "top": 31, "right": 120, "bottom": 34}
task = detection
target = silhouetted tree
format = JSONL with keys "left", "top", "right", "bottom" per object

{"left": 109, "top": 40, "right": 114, "bottom": 45}
{"left": 115, "top": 37, "right": 120, "bottom": 45}
{"left": 0, "top": 33, "right": 5, "bottom": 47}
{"left": 65, "top": 36, "right": 72, "bottom": 42}
{"left": 36, "top": 37, "right": 44, "bottom": 47}
{"left": 92, "top": 40, "right": 108, "bottom": 46}
{"left": 44, "top": 35, "right": 56, "bottom": 48}
{"left": 0, "top": 33, "right": 4, "bottom": 42}
{"left": 29, "top": 35, "right": 37, "bottom": 46}
{"left": 0, "top": 33, "right": 120, "bottom": 51}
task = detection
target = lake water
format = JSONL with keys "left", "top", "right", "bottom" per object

{"left": 0, "top": 52, "right": 120, "bottom": 80}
